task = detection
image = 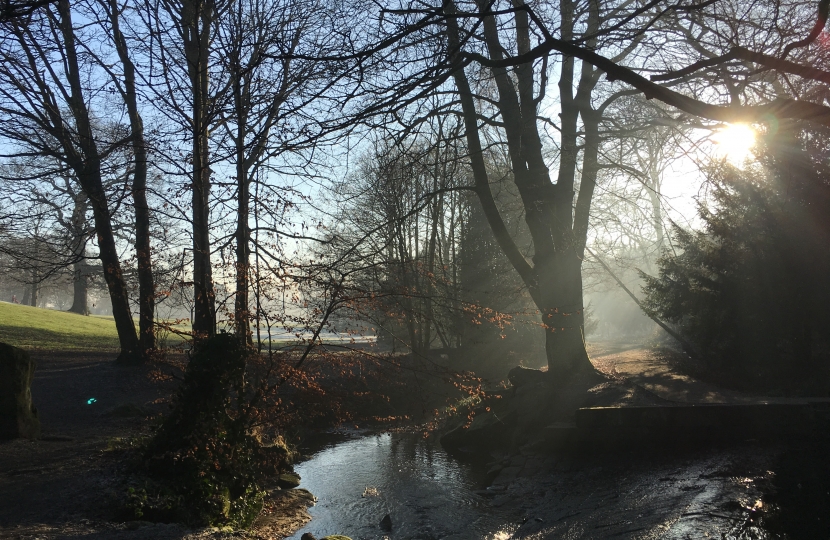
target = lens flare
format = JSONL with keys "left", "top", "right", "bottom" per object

{"left": 711, "top": 123, "right": 756, "bottom": 165}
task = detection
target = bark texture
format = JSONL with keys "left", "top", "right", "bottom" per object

{"left": 67, "top": 261, "right": 88, "bottom": 315}
{"left": 67, "top": 190, "right": 88, "bottom": 315}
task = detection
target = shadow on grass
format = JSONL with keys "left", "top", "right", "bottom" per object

{"left": 0, "top": 324, "right": 121, "bottom": 352}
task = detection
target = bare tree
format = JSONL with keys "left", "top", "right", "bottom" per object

{"left": 94, "top": 0, "right": 157, "bottom": 354}
{"left": 213, "top": 0, "right": 332, "bottom": 343}
{"left": 0, "top": 0, "right": 140, "bottom": 360}
{"left": 140, "top": 0, "right": 227, "bottom": 340}
{"left": 437, "top": 0, "right": 609, "bottom": 376}
{"left": 0, "top": 154, "right": 97, "bottom": 312}
{"left": 350, "top": 0, "right": 830, "bottom": 380}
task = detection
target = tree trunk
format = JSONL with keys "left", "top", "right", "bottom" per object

{"left": 88, "top": 181, "right": 140, "bottom": 361}
{"left": 56, "top": 0, "right": 139, "bottom": 362}
{"left": 398, "top": 229, "right": 420, "bottom": 356}
{"left": 134, "top": 173, "right": 155, "bottom": 356}
{"left": 235, "top": 133, "right": 252, "bottom": 344}
{"left": 647, "top": 159, "right": 665, "bottom": 250}
{"left": 538, "top": 254, "right": 591, "bottom": 378}
{"left": 191, "top": 116, "right": 215, "bottom": 340}
{"left": 29, "top": 268, "right": 38, "bottom": 308}
{"left": 445, "top": 0, "right": 600, "bottom": 375}
{"left": 233, "top": 50, "right": 251, "bottom": 344}
{"left": 67, "top": 190, "right": 89, "bottom": 315}
{"left": 223, "top": 2, "right": 298, "bottom": 346}
{"left": 183, "top": 0, "right": 216, "bottom": 341}
{"left": 67, "top": 261, "right": 88, "bottom": 315}
{"left": 107, "top": 0, "right": 155, "bottom": 357}
{"left": 423, "top": 180, "right": 442, "bottom": 353}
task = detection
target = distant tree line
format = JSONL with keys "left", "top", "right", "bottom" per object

{"left": 0, "top": 0, "right": 828, "bottom": 386}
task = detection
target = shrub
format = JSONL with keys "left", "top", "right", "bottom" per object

{"left": 142, "top": 333, "right": 290, "bottom": 526}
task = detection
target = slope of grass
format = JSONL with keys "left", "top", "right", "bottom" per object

{"left": 0, "top": 301, "right": 366, "bottom": 352}
{"left": 0, "top": 301, "right": 121, "bottom": 351}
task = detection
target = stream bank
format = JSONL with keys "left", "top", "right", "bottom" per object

{"left": 2, "top": 347, "right": 827, "bottom": 539}
{"left": 485, "top": 442, "right": 779, "bottom": 539}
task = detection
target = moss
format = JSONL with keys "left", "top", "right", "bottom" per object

{"left": 142, "top": 334, "right": 290, "bottom": 527}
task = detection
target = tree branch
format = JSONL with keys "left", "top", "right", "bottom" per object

{"left": 463, "top": 40, "right": 830, "bottom": 126}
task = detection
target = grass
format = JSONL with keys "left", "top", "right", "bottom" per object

{"left": 0, "top": 301, "right": 123, "bottom": 351}
{"left": 0, "top": 301, "right": 364, "bottom": 353}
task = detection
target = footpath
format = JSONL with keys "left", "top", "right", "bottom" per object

{"left": 590, "top": 343, "right": 804, "bottom": 404}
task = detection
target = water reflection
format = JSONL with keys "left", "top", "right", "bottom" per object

{"left": 288, "top": 433, "right": 516, "bottom": 540}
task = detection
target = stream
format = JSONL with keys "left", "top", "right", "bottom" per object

{"left": 287, "top": 432, "right": 518, "bottom": 540}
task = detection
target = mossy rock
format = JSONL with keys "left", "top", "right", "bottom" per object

{"left": 0, "top": 342, "right": 40, "bottom": 440}
{"left": 142, "top": 334, "right": 286, "bottom": 527}
{"left": 277, "top": 472, "right": 301, "bottom": 489}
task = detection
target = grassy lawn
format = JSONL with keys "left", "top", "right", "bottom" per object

{"left": 0, "top": 301, "right": 124, "bottom": 351}
{"left": 0, "top": 301, "right": 366, "bottom": 352}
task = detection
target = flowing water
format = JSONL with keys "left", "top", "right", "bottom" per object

{"left": 287, "top": 433, "right": 517, "bottom": 540}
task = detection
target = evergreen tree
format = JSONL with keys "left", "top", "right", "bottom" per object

{"left": 643, "top": 124, "right": 830, "bottom": 384}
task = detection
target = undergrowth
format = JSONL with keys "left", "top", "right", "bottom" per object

{"left": 135, "top": 334, "right": 292, "bottom": 527}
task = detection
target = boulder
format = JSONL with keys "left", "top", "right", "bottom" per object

{"left": 508, "top": 365, "right": 546, "bottom": 388}
{"left": 278, "top": 471, "right": 301, "bottom": 489}
{"left": 320, "top": 536, "right": 353, "bottom": 540}
{"left": 0, "top": 342, "right": 40, "bottom": 440}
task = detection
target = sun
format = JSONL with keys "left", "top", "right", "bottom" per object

{"left": 710, "top": 123, "right": 757, "bottom": 165}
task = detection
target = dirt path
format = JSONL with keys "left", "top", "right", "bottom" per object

{"left": 483, "top": 343, "right": 800, "bottom": 538}
{"left": 491, "top": 442, "right": 778, "bottom": 539}
{"left": 590, "top": 343, "right": 769, "bottom": 404}
{"left": 0, "top": 352, "right": 311, "bottom": 540}
{"left": 474, "top": 341, "right": 830, "bottom": 539}
{"left": 0, "top": 352, "right": 186, "bottom": 539}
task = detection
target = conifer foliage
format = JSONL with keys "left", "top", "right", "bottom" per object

{"left": 642, "top": 125, "right": 830, "bottom": 385}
